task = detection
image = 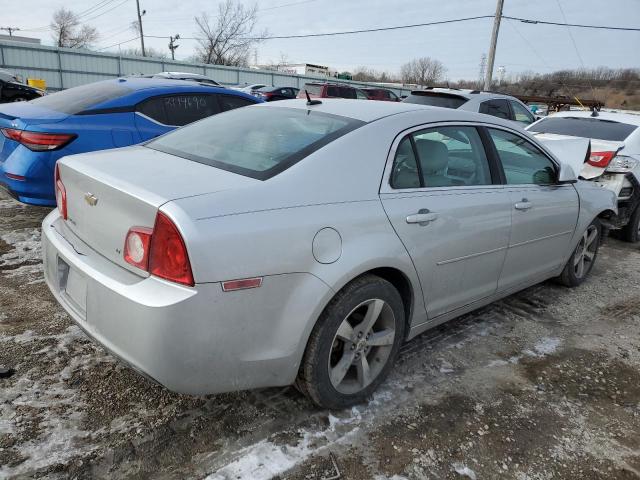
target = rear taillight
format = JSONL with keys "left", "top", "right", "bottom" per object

{"left": 587, "top": 151, "right": 616, "bottom": 168}
{"left": 124, "top": 212, "right": 194, "bottom": 286}
{"left": 1, "top": 128, "right": 75, "bottom": 151}
{"left": 54, "top": 164, "right": 67, "bottom": 220}
{"left": 123, "top": 227, "right": 153, "bottom": 270}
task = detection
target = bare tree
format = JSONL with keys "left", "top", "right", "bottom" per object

{"left": 120, "top": 47, "right": 167, "bottom": 59}
{"left": 50, "top": 8, "right": 98, "bottom": 49}
{"left": 194, "top": 0, "right": 266, "bottom": 66}
{"left": 352, "top": 66, "right": 400, "bottom": 83}
{"left": 400, "top": 57, "right": 446, "bottom": 86}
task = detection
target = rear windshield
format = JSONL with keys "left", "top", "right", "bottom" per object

{"left": 303, "top": 84, "right": 323, "bottom": 96}
{"left": 27, "top": 82, "right": 130, "bottom": 114}
{"left": 528, "top": 116, "right": 638, "bottom": 142}
{"left": 327, "top": 86, "right": 357, "bottom": 99}
{"left": 146, "top": 106, "right": 364, "bottom": 180}
{"left": 402, "top": 92, "right": 468, "bottom": 109}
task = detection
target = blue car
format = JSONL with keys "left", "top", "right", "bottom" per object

{"left": 0, "top": 78, "right": 261, "bottom": 206}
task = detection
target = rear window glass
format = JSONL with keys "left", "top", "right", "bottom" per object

{"left": 528, "top": 116, "right": 638, "bottom": 142}
{"left": 28, "top": 82, "right": 130, "bottom": 114}
{"left": 302, "top": 84, "right": 322, "bottom": 96}
{"left": 402, "top": 92, "right": 468, "bottom": 109}
{"left": 326, "top": 86, "right": 356, "bottom": 99}
{"left": 146, "top": 107, "right": 364, "bottom": 180}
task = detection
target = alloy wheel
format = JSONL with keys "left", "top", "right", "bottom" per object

{"left": 573, "top": 225, "right": 598, "bottom": 279}
{"left": 328, "top": 298, "right": 396, "bottom": 394}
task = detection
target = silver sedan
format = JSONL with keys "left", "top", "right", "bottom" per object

{"left": 42, "top": 99, "right": 617, "bottom": 409}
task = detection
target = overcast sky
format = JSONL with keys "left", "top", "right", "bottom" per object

{"left": 4, "top": 0, "right": 640, "bottom": 80}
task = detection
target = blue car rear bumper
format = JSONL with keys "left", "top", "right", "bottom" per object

{"left": 0, "top": 145, "right": 58, "bottom": 206}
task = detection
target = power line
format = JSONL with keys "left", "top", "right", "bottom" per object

{"left": 503, "top": 15, "right": 640, "bottom": 32}
{"left": 82, "top": 0, "right": 131, "bottom": 23}
{"left": 96, "top": 35, "right": 140, "bottom": 51}
{"left": 552, "top": 0, "right": 597, "bottom": 99}
{"left": 147, "top": 15, "right": 495, "bottom": 41}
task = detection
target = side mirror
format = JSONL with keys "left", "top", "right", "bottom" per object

{"left": 558, "top": 163, "right": 578, "bottom": 184}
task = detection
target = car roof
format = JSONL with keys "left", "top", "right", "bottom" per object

{"left": 260, "top": 98, "right": 520, "bottom": 126}
{"left": 545, "top": 110, "right": 640, "bottom": 126}
{"left": 89, "top": 78, "right": 255, "bottom": 110}
{"left": 409, "top": 88, "right": 518, "bottom": 101}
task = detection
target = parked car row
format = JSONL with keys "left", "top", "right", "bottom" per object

{"left": 0, "top": 69, "right": 45, "bottom": 103}
{"left": 0, "top": 78, "right": 260, "bottom": 205}
{"left": 0, "top": 75, "right": 631, "bottom": 410}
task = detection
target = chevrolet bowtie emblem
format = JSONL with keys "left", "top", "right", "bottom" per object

{"left": 84, "top": 193, "right": 98, "bottom": 206}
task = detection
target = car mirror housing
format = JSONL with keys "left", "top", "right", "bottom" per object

{"left": 558, "top": 163, "right": 578, "bottom": 184}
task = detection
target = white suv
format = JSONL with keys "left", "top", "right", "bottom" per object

{"left": 402, "top": 88, "right": 536, "bottom": 128}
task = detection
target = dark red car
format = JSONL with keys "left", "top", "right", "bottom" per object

{"left": 361, "top": 88, "right": 400, "bottom": 102}
{"left": 297, "top": 82, "right": 357, "bottom": 99}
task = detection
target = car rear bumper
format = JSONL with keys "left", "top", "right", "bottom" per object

{"left": 0, "top": 145, "right": 56, "bottom": 206}
{"left": 42, "top": 210, "right": 332, "bottom": 394}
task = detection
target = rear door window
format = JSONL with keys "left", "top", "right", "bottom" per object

{"left": 219, "top": 94, "right": 255, "bottom": 111}
{"left": 137, "top": 94, "right": 221, "bottom": 126}
{"left": 28, "top": 81, "right": 130, "bottom": 114}
{"left": 480, "top": 100, "right": 511, "bottom": 120}
{"left": 390, "top": 126, "right": 493, "bottom": 188}
{"left": 528, "top": 116, "right": 638, "bottom": 142}
{"left": 137, "top": 97, "right": 168, "bottom": 124}
{"left": 302, "top": 84, "right": 322, "bottom": 96}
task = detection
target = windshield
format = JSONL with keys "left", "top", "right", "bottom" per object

{"left": 147, "top": 106, "right": 364, "bottom": 180}
{"left": 529, "top": 116, "right": 637, "bottom": 142}
{"left": 28, "top": 82, "right": 131, "bottom": 114}
{"left": 402, "top": 92, "right": 468, "bottom": 109}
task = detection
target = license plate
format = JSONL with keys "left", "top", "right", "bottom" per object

{"left": 58, "top": 257, "right": 87, "bottom": 315}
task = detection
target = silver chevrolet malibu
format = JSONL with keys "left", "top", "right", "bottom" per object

{"left": 42, "top": 99, "right": 617, "bottom": 409}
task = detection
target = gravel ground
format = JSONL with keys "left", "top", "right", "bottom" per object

{"left": 0, "top": 189, "right": 639, "bottom": 480}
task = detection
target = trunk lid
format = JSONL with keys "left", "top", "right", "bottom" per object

{"left": 0, "top": 102, "right": 70, "bottom": 127}
{"left": 57, "top": 145, "right": 258, "bottom": 275}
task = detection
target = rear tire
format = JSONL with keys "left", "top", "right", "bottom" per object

{"left": 621, "top": 205, "right": 640, "bottom": 243}
{"left": 558, "top": 220, "right": 600, "bottom": 287}
{"left": 11, "top": 96, "right": 28, "bottom": 102}
{"left": 297, "top": 275, "right": 405, "bottom": 409}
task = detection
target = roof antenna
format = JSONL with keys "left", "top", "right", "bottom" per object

{"left": 591, "top": 107, "right": 599, "bottom": 117}
{"left": 305, "top": 90, "right": 322, "bottom": 106}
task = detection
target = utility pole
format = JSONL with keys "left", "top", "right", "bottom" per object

{"left": 484, "top": 0, "right": 504, "bottom": 90}
{"left": 135, "top": 0, "right": 146, "bottom": 57}
{"left": 168, "top": 34, "right": 180, "bottom": 60}
{"left": 1, "top": 27, "right": 20, "bottom": 36}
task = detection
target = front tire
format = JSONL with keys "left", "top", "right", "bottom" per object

{"left": 558, "top": 220, "right": 600, "bottom": 287}
{"left": 297, "top": 275, "right": 405, "bottom": 409}
{"left": 621, "top": 205, "right": 640, "bottom": 243}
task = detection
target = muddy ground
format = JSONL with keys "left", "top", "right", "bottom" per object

{"left": 0, "top": 189, "right": 639, "bottom": 479}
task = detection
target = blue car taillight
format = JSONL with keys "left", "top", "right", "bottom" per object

{"left": 1, "top": 128, "right": 76, "bottom": 151}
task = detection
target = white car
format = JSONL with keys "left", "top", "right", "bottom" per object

{"left": 528, "top": 110, "right": 640, "bottom": 241}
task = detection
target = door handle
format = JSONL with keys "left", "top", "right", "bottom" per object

{"left": 514, "top": 199, "right": 532, "bottom": 211}
{"left": 406, "top": 209, "right": 439, "bottom": 225}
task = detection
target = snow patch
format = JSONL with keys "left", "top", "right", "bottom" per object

{"left": 0, "top": 227, "right": 42, "bottom": 277}
{"left": 452, "top": 462, "right": 477, "bottom": 479}
{"left": 532, "top": 337, "right": 561, "bottom": 356}
{"left": 487, "top": 337, "right": 562, "bottom": 368}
